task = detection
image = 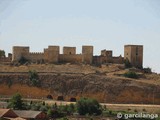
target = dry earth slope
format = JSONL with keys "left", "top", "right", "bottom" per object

{"left": 0, "top": 64, "right": 160, "bottom": 104}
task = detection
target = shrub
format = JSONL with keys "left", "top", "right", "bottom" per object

{"left": 47, "top": 108, "right": 65, "bottom": 118}
{"left": 143, "top": 67, "right": 152, "bottom": 73}
{"left": 0, "top": 50, "right": 5, "bottom": 57}
{"left": 28, "top": 70, "right": 40, "bottom": 87}
{"left": 22, "top": 102, "right": 31, "bottom": 110}
{"left": 67, "top": 103, "right": 76, "bottom": 114}
{"left": 18, "top": 56, "right": 29, "bottom": 65}
{"left": 57, "top": 104, "right": 75, "bottom": 116}
{"left": 124, "top": 71, "right": 138, "bottom": 79}
{"left": 124, "top": 59, "right": 132, "bottom": 68}
{"left": 47, "top": 109, "right": 54, "bottom": 118}
{"left": 76, "top": 98, "right": 102, "bottom": 116}
{"left": 39, "top": 105, "right": 48, "bottom": 112}
{"left": 31, "top": 103, "right": 41, "bottom": 111}
{"left": 108, "top": 110, "right": 112, "bottom": 115}
{"left": 52, "top": 103, "right": 58, "bottom": 110}
{"left": 8, "top": 93, "right": 23, "bottom": 110}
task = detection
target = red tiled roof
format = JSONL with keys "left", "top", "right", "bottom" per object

{"left": 0, "top": 109, "right": 18, "bottom": 118}
{"left": 0, "top": 109, "right": 10, "bottom": 117}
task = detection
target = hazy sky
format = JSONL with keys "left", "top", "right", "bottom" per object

{"left": 0, "top": 0, "right": 160, "bottom": 73}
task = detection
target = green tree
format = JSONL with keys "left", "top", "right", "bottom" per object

{"left": 39, "top": 105, "right": 48, "bottom": 112}
{"left": 31, "top": 103, "right": 41, "bottom": 111}
{"left": 28, "top": 70, "right": 40, "bottom": 86}
{"left": 68, "top": 103, "right": 75, "bottom": 113}
{"left": 0, "top": 50, "right": 5, "bottom": 57}
{"left": 8, "top": 93, "right": 23, "bottom": 110}
{"left": 76, "top": 98, "right": 102, "bottom": 116}
{"left": 47, "top": 109, "right": 54, "bottom": 118}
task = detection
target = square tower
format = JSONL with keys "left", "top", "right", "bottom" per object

{"left": 82, "top": 46, "right": 93, "bottom": 64}
{"left": 47, "top": 46, "right": 59, "bottom": 63}
{"left": 12, "top": 46, "right": 29, "bottom": 61}
{"left": 63, "top": 47, "right": 76, "bottom": 55}
{"left": 124, "top": 45, "right": 143, "bottom": 68}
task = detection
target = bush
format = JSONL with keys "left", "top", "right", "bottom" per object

{"left": 52, "top": 103, "right": 58, "bottom": 110}
{"left": 58, "top": 104, "right": 76, "bottom": 115}
{"left": 8, "top": 93, "right": 23, "bottom": 110}
{"left": 0, "top": 50, "right": 5, "bottom": 57}
{"left": 28, "top": 70, "right": 40, "bottom": 87}
{"left": 30, "top": 103, "right": 41, "bottom": 111}
{"left": 124, "top": 59, "right": 132, "bottom": 68}
{"left": 47, "top": 108, "right": 65, "bottom": 118}
{"left": 39, "top": 105, "right": 48, "bottom": 112}
{"left": 143, "top": 67, "right": 152, "bottom": 73}
{"left": 47, "top": 109, "right": 54, "bottom": 118}
{"left": 76, "top": 98, "right": 102, "bottom": 116}
{"left": 124, "top": 71, "right": 138, "bottom": 79}
{"left": 18, "top": 56, "right": 29, "bottom": 65}
{"left": 69, "top": 103, "right": 76, "bottom": 113}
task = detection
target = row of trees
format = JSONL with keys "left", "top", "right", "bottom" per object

{"left": 7, "top": 93, "right": 102, "bottom": 119}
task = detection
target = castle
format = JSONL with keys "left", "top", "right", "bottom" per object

{"left": 0, "top": 45, "right": 143, "bottom": 68}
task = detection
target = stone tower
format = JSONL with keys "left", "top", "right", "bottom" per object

{"left": 101, "top": 50, "right": 112, "bottom": 57}
{"left": 47, "top": 46, "right": 59, "bottom": 63}
{"left": 82, "top": 46, "right": 93, "bottom": 64}
{"left": 63, "top": 47, "right": 76, "bottom": 55}
{"left": 124, "top": 45, "right": 143, "bottom": 68}
{"left": 12, "top": 46, "right": 29, "bottom": 62}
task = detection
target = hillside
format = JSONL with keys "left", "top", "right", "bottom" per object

{"left": 0, "top": 63, "right": 160, "bottom": 104}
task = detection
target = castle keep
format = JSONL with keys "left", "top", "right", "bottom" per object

{"left": 124, "top": 45, "right": 143, "bottom": 68}
{"left": 1, "top": 45, "right": 143, "bottom": 68}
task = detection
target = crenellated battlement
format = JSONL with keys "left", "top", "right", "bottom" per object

{"left": 29, "top": 52, "right": 44, "bottom": 55}
{"left": 10, "top": 44, "right": 143, "bottom": 68}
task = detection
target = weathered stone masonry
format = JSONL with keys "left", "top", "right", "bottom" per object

{"left": 1, "top": 45, "right": 143, "bottom": 68}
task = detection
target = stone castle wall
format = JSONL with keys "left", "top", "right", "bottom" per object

{"left": 10, "top": 44, "right": 143, "bottom": 68}
{"left": 0, "top": 57, "right": 11, "bottom": 63}
{"left": 59, "top": 54, "right": 82, "bottom": 63}
{"left": 93, "top": 56, "right": 123, "bottom": 65}
{"left": 112, "top": 56, "right": 124, "bottom": 64}
{"left": 28, "top": 52, "right": 44, "bottom": 62}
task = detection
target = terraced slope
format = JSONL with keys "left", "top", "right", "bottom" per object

{"left": 0, "top": 64, "right": 159, "bottom": 104}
